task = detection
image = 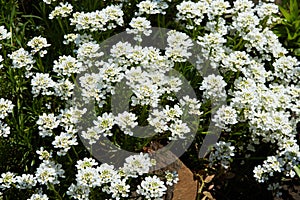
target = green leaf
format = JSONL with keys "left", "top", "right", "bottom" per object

{"left": 293, "top": 165, "right": 300, "bottom": 178}
{"left": 294, "top": 48, "right": 300, "bottom": 56}
{"left": 290, "top": 0, "right": 299, "bottom": 20}
{"left": 279, "top": 6, "right": 291, "bottom": 21}
{"left": 286, "top": 27, "right": 293, "bottom": 40}
{"left": 21, "top": 14, "right": 43, "bottom": 20}
{"left": 293, "top": 20, "right": 300, "bottom": 29}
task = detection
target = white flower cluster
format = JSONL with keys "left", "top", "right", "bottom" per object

{"left": 126, "top": 17, "right": 152, "bottom": 42}
{"left": 53, "top": 55, "right": 83, "bottom": 76}
{"left": 36, "top": 113, "right": 60, "bottom": 137}
{"left": 49, "top": 2, "right": 73, "bottom": 20}
{"left": 27, "top": 36, "right": 51, "bottom": 57}
{"left": 165, "top": 170, "right": 179, "bottom": 186}
{"left": 8, "top": 48, "right": 35, "bottom": 70}
{"left": 0, "top": 26, "right": 11, "bottom": 69}
{"left": 0, "top": 159, "right": 64, "bottom": 190}
{"left": 0, "top": 172, "right": 15, "bottom": 189}
{"left": 2, "top": 0, "right": 300, "bottom": 198}
{"left": 31, "top": 72, "right": 75, "bottom": 100}
{"left": 43, "top": 0, "right": 56, "bottom": 4}
{"left": 0, "top": 98, "right": 14, "bottom": 137}
{"left": 115, "top": 111, "right": 138, "bottom": 136}
{"left": 28, "top": 193, "right": 49, "bottom": 200}
{"left": 165, "top": 30, "right": 193, "bottom": 62}
{"left": 0, "top": 106, "right": 85, "bottom": 192}
{"left": 79, "top": 41, "right": 184, "bottom": 109}
{"left": 136, "top": 175, "right": 167, "bottom": 199}
{"left": 35, "top": 160, "right": 65, "bottom": 185}
{"left": 121, "top": 153, "right": 156, "bottom": 177}
{"left": 212, "top": 105, "right": 238, "bottom": 131}
{"left": 66, "top": 154, "right": 168, "bottom": 200}
{"left": 136, "top": 0, "right": 168, "bottom": 16}
{"left": 70, "top": 5, "right": 124, "bottom": 32}
{"left": 36, "top": 107, "right": 86, "bottom": 155}
{"left": 254, "top": 143, "right": 300, "bottom": 183}
{"left": 175, "top": 0, "right": 300, "bottom": 190}
{"left": 0, "top": 26, "right": 11, "bottom": 41}
{"left": 148, "top": 104, "right": 191, "bottom": 140}
{"left": 8, "top": 35, "right": 51, "bottom": 72}
{"left": 199, "top": 74, "right": 227, "bottom": 100}
{"left": 76, "top": 41, "right": 104, "bottom": 68}
{"left": 209, "top": 141, "right": 235, "bottom": 169}
{"left": 176, "top": 1, "right": 209, "bottom": 29}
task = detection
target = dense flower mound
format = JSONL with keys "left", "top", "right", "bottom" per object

{"left": 0, "top": 0, "right": 299, "bottom": 199}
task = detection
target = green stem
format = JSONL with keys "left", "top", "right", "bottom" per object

{"left": 48, "top": 184, "right": 63, "bottom": 200}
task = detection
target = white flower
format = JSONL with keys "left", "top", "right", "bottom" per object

{"left": 15, "top": 174, "right": 36, "bottom": 189}
{"left": 131, "top": 80, "right": 161, "bottom": 107}
{"left": 122, "top": 153, "right": 154, "bottom": 177}
{"left": 176, "top": 1, "right": 208, "bottom": 28}
{"left": 0, "top": 26, "right": 11, "bottom": 40}
{"left": 59, "top": 107, "right": 87, "bottom": 126}
{"left": 108, "top": 178, "right": 130, "bottom": 199}
{"left": 81, "top": 126, "right": 101, "bottom": 145}
{"left": 231, "top": 0, "right": 254, "bottom": 13}
{"left": 93, "top": 112, "right": 115, "bottom": 137}
{"left": 148, "top": 109, "right": 169, "bottom": 133}
{"left": 49, "top": 2, "right": 73, "bottom": 20}
{"left": 253, "top": 165, "right": 265, "bottom": 183}
{"left": 115, "top": 111, "right": 138, "bottom": 136}
{"left": 0, "top": 98, "right": 14, "bottom": 119}
{"left": 8, "top": 48, "right": 35, "bottom": 70}
{"left": 96, "top": 163, "right": 118, "bottom": 185}
{"left": 256, "top": 3, "right": 279, "bottom": 22}
{"left": 36, "top": 147, "right": 52, "bottom": 160}
{"left": 36, "top": 113, "right": 60, "bottom": 137}
{"left": 76, "top": 167, "right": 99, "bottom": 187}
{"left": 209, "top": 141, "right": 235, "bottom": 169}
{"left": 179, "top": 96, "right": 202, "bottom": 116}
{"left": 168, "top": 119, "right": 190, "bottom": 140}
{"left": 35, "top": 160, "right": 65, "bottom": 185}
{"left": 137, "top": 175, "right": 167, "bottom": 199}
{"left": 53, "top": 55, "right": 83, "bottom": 76}
{"left": 165, "top": 171, "right": 179, "bottom": 186}
{"left": 99, "top": 60, "right": 124, "bottom": 83}
{"left": 166, "top": 30, "right": 193, "bottom": 62}
{"left": 0, "top": 122, "right": 10, "bottom": 137}
{"left": 67, "top": 183, "right": 90, "bottom": 200}
{"left": 76, "top": 158, "right": 98, "bottom": 170}
{"left": 76, "top": 42, "right": 103, "bottom": 66}
{"left": 200, "top": 74, "right": 227, "bottom": 100}
{"left": 27, "top": 193, "right": 49, "bottom": 200}
{"left": 212, "top": 105, "right": 238, "bottom": 131}
{"left": 0, "top": 172, "right": 15, "bottom": 189}
{"left": 54, "top": 79, "right": 74, "bottom": 100}
{"left": 43, "top": 0, "right": 55, "bottom": 4}
{"left": 70, "top": 5, "right": 123, "bottom": 32}
{"left": 127, "top": 17, "right": 152, "bottom": 42}
{"left": 52, "top": 132, "right": 78, "bottom": 156}
{"left": 136, "top": 0, "right": 168, "bottom": 15}
{"left": 272, "top": 55, "right": 298, "bottom": 81}
{"left": 163, "top": 104, "right": 182, "bottom": 121}
{"left": 31, "top": 73, "right": 56, "bottom": 97}
{"left": 63, "top": 33, "right": 78, "bottom": 45}
{"left": 231, "top": 10, "right": 260, "bottom": 32}
{"left": 207, "top": 0, "right": 230, "bottom": 20}
{"left": 27, "top": 36, "right": 50, "bottom": 56}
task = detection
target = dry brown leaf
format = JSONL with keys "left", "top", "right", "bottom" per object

{"left": 204, "top": 175, "right": 215, "bottom": 183}
{"left": 203, "top": 191, "right": 215, "bottom": 200}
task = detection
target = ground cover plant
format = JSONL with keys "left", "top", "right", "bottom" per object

{"left": 0, "top": 0, "right": 299, "bottom": 199}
